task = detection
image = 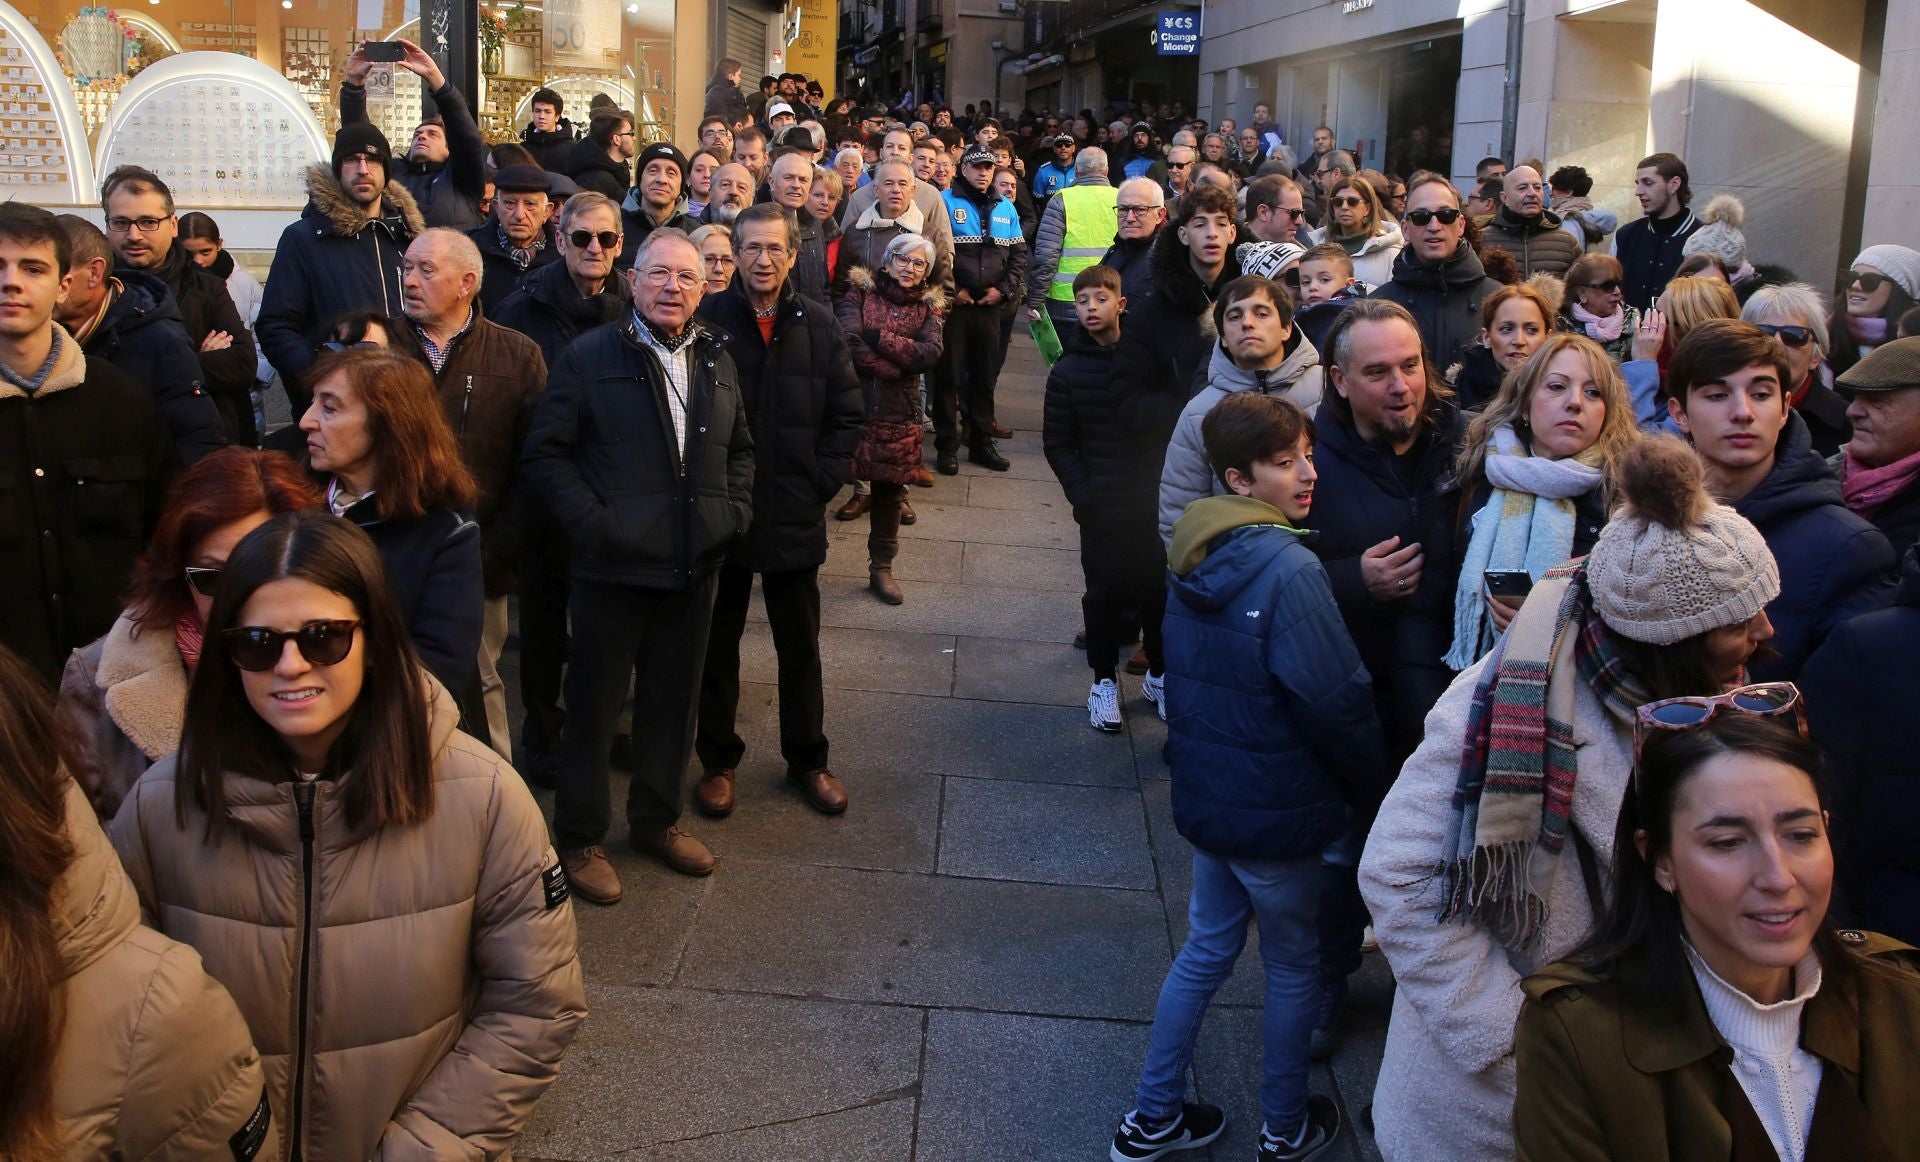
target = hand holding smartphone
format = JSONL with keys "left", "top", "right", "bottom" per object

{"left": 362, "top": 40, "right": 405, "bottom": 62}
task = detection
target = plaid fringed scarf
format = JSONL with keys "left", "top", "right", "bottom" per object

{"left": 1436, "top": 561, "right": 1646, "bottom": 947}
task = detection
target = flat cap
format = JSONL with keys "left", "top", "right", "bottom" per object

{"left": 1836, "top": 336, "right": 1920, "bottom": 393}
{"left": 492, "top": 163, "right": 552, "bottom": 193}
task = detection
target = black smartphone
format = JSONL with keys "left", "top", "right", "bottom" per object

{"left": 1484, "top": 570, "right": 1534, "bottom": 602}
{"left": 363, "top": 40, "right": 405, "bottom": 62}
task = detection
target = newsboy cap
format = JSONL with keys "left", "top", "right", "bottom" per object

{"left": 1836, "top": 336, "right": 1920, "bottom": 393}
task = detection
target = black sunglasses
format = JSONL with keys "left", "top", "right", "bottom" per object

{"left": 1846, "top": 270, "right": 1889, "bottom": 293}
{"left": 184, "top": 566, "right": 221, "bottom": 598}
{"left": 568, "top": 229, "right": 621, "bottom": 250}
{"left": 1754, "top": 322, "right": 1814, "bottom": 348}
{"left": 1281, "top": 268, "right": 1301, "bottom": 288}
{"left": 222, "top": 620, "right": 362, "bottom": 672}
{"left": 1405, "top": 207, "right": 1463, "bottom": 226}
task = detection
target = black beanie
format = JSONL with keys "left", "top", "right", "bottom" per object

{"left": 332, "top": 123, "right": 392, "bottom": 177}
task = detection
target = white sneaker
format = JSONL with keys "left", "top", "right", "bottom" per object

{"left": 1360, "top": 924, "right": 1379, "bottom": 953}
{"left": 1141, "top": 672, "right": 1167, "bottom": 721}
{"left": 1088, "top": 678, "right": 1124, "bottom": 733}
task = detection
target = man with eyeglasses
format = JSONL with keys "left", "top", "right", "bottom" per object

{"left": 1028, "top": 146, "right": 1117, "bottom": 353}
{"left": 101, "top": 165, "right": 258, "bottom": 446}
{"left": 699, "top": 115, "right": 735, "bottom": 157}
{"left": 522, "top": 226, "right": 753, "bottom": 899}
{"left": 564, "top": 109, "right": 639, "bottom": 201}
{"left": 465, "top": 164, "right": 558, "bottom": 314}
{"left": 341, "top": 38, "right": 488, "bottom": 228}
{"left": 618, "top": 142, "right": 695, "bottom": 270}
{"left": 1247, "top": 174, "right": 1311, "bottom": 248}
{"left": 692, "top": 202, "right": 862, "bottom": 824}
{"left": 1099, "top": 177, "right": 1165, "bottom": 305}
{"left": 1374, "top": 174, "right": 1503, "bottom": 374}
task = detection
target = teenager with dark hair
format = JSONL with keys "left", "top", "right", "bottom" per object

{"left": 1611, "top": 151, "right": 1702, "bottom": 311}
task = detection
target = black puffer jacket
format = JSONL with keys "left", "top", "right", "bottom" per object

{"left": 1113, "top": 222, "right": 1252, "bottom": 453}
{"left": 613, "top": 207, "right": 695, "bottom": 272}
{"left": 1100, "top": 232, "right": 1156, "bottom": 306}
{"left": 333, "top": 491, "right": 483, "bottom": 705}
{"left": 1306, "top": 401, "right": 1464, "bottom": 763}
{"left": 564, "top": 137, "right": 629, "bottom": 201}
{"left": 1374, "top": 242, "right": 1505, "bottom": 378}
{"left": 79, "top": 272, "right": 227, "bottom": 464}
{"left": 491, "top": 258, "right": 633, "bottom": 369}
{"left": 521, "top": 123, "right": 576, "bottom": 174}
{"left": 466, "top": 221, "right": 561, "bottom": 315}
{"left": 697, "top": 279, "right": 864, "bottom": 573}
{"left": 149, "top": 245, "right": 257, "bottom": 444}
{"left": 521, "top": 315, "right": 753, "bottom": 590}
{"left": 341, "top": 80, "right": 487, "bottom": 229}
{"left": 256, "top": 166, "right": 424, "bottom": 391}
{"left": 1043, "top": 328, "right": 1156, "bottom": 526}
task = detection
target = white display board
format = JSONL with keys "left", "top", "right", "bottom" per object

{"left": 94, "top": 50, "right": 328, "bottom": 209}
{"left": 0, "top": 0, "right": 94, "bottom": 202}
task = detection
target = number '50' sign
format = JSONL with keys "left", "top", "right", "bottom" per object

{"left": 550, "top": 20, "right": 588, "bottom": 49}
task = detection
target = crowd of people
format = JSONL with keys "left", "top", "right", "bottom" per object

{"left": 6, "top": 41, "right": 1920, "bottom": 1162}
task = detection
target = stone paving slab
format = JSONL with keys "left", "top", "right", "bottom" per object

{"left": 1195, "top": 1007, "right": 1369, "bottom": 1162}
{"left": 609, "top": 1099, "right": 919, "bottom": 1161}
{"left": 963, "top": 473, "right": 1075, "bottom": 514}
{"left": 937, "top": 777, "right": 1157, "bottom": 890}
{"left": 895, "top": 500, "right": 1079, "bottom": 550}
{"left": 695, "top": 766, "right": 943, "bottom": 875}
{"left": 959, "top": 539, "right": 1086, "bottom": 592}
{"left": 951, "top": 634, "right": 1093, "bottom": 707}
{"left": 823, "top": 689, "right": 1140, "bottom": 787}
{"left": 676, "top": 859, "right": 1169, "bottom": 1020}
{"left": 740, "top": 623, "right": 957, "bottom": 699}
{"left": 809, "top": 576, "right": 1084, "bottom": 643}
{"left": 823, "top": 526, "right": 966, "bottom": 582}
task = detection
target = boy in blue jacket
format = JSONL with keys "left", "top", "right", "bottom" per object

{"left": 1109, "top": 391, "right": 1383, "bottom": 1162}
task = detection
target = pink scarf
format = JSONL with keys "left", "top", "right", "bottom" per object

{"left": 1570, "top": 303, "right": 1625, "bottom": 342}
{"left": 1844, "top": 446, "right": 1920, "bottom": 516}
{"left": 1848, "top": 315, "right": 1890, "bottom": 346}
{"left": 175, "top": 614, "right": 205, "bottom": 674}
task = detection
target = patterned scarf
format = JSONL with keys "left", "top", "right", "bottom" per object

{"left": 174, "top": 614, "right": 205, "bottom": 674}
{"left": 499, "top": 224, "right": 547, "bottom": 272}
{"left": 1437, "top": 563, "right": 1646, "bottom": 948}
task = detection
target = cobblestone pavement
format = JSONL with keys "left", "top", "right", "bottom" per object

{"left": 510, "top": 334, "right": 1392, "bottom": 1161}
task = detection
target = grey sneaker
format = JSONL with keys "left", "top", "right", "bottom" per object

{"left": 1257, "top": 1096, "right": 1341, "bottom": 1160}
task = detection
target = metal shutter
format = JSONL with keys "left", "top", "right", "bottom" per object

{"left": 727, "top": 7, "right": 768, "bottom": 74}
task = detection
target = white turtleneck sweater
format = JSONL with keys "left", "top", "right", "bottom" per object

{"left": 1686, "top": 942, "right": 1824, "bottom": 1162}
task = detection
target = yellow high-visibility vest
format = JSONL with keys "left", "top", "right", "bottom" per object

{"left": 1048, "top": 183, "right": 1120, "bottom": 302}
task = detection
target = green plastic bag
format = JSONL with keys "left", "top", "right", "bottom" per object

{"left": 1028, "top": 310, "right": 1064, "bottom": 365}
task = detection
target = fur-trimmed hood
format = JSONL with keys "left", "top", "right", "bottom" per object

{"left": 301, "top": 162, "right": 426, "bottom": 240}
{"left": 0, "top": 322, "right": 89, "bottom": 401}
{"left": 844, "top": 263, "right": 948, "bottom": 315}
{"left": 1146, "top": 218, "right": 1254, "bottom": 325}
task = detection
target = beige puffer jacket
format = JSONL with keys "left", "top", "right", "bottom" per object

{"left": 53, "top": 777, "right": 276, "bottom": 1160}
{"left": 111, "top": 677, "right": 587, "bottom": 1162}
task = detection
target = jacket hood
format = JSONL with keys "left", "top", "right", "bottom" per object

{"left": 1733, "top": 411, "right": 1843, "bottom": 527}
{"left": 844, "top": 263, "right": 948, "bottom": 314}
{"left": 565, "top": 137, "right": 630, "bottom": 184}
{"left": 1388, "top": 238, "right": 1491, "bottom": 291}
{"left": 1204, "top": 331, "right": 1321, "bottom": 398}
{"left": 52, "top": 778, "right": 140, "bottom": 980}
{"left": 1169, "top": 494, "right": 1306, "bottom": 595}
{"left": 1295, "top": 284, "right": 1366, "bottom": 321}
{"left": 102, "top": 268, "right": 184, "bottom": 335}
{"left": 301, "top": 162, "right": 427, "bottom": 239}
{"left": 1148, "top": 219, "right": 1254, "bottom": 317}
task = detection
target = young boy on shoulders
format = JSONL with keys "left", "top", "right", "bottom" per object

{"left": 1110, "top": 391, "right": 1382, "bottom": 1162}
{"left": 1042, "top": 263, "right": 1168, "bottom": 732}
{"left": 1292, "top": 242, "right": 1367, "bottom": 355}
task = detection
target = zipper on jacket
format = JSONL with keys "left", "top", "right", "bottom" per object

{"left": 290, "top": 780, "right": 318, "bottom": 1161}
{"left": 460, "top": 376, "right": 473, "bottom": 434}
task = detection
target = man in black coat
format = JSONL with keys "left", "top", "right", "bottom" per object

{"left": 1098, "top": 176, "right": 1165, "bottom": 305}
{"left": 1374, "top": 176, "right": 1504, "bottom": 378}
{"left": 54, "top": 216, "right": 225, "bottom": 464}
{"left": 0, "top": 203, "right": 176, "bottom": 681}
{"left": 1611, "top": 151, "right": 1702, "bottom": 311}
{"left": 521, "top": 225, "right": 753, "bottom": 901}
{"left": 339, "top": 39, "right": 487, "bottom": 229}
{"left": 466, "top": 164, "right": 560, "bottom": 313}
{"left": 564, "top": 110, "right": 637, "bottom": 200}
{"left": 521, "top": 87, "right": 576, "bottom": 174}
{"left": 101, "top": 166, "right": 258, "bottom": 446}
{"left": 692, "top": 203, "right": 863, "bottom": 820}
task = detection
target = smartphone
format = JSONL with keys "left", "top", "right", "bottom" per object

{"left": 363, "top": 40, "right": 405, "bottom": 62}
{"left": 1485, "top": 570, "right": 1534, "bottom": 604}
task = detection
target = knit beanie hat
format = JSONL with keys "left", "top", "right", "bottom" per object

{"left": 1585, "top": 436, "right": 1779, "bottom": 645}
{"left": 637, "top": 141, "right": 688, "bottom": 181}
{"left": 1853, "top": 244, "right": 1920, "bottom": 303}
{"left": 1681, "top": 194, "right": 1747, "bottom": 269}
{"left": 332, "top": 123, "right": 392, "bottom": 177}
{"left": 1237, "top": 240, "right": 1305, "bottom": 282}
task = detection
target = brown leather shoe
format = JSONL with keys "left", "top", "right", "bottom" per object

{"left": 834, "top": 492, "right": 871, "bottom": 521}
{"left": 990, "top": 421, "right": 1014, "bottom": 438}
{"left": 900, "top": 497, "right": 917, "bottom": 526}
{"left": 559, "top": 845, "right": 623, "bottom": 905}
{"left": 694, "top": 768, "right": 736, "bottom": 817}
{"left": 912, "top": 466, "right": 935, "bottom": 487}
{"left": 1126, "top": 648, "right": 1150, "bottom": 675}
{"left": 869, "top": 566, "right": 904, "bottom": 605}
{"left": 788, "top": 767, "right": 849, "bottom": 815}
{"left": 630, "top": 825, "right": 717, "bottom": 876}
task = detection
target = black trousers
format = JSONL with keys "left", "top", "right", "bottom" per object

{"left": 696, "top": 562, "right": 829, "bottom": 776}
{"left": 517, "top": 519, "right": 571, "bottom": 754}
{"left": 1079, "top": 515, "right": 1165, "bottom": 681}
{"left": 931, "top": 302, "right": 1002, "bottom": 455}
{"left": 552, "top": 572, "right": 720, "bottom": 846}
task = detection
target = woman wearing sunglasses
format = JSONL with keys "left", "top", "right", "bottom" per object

{"left": 57, "top": 447, "right": 320, "bottom": 820}
{"left": 1307, "top": 173, "right": 1404, "bottom": 289}
{"left": 1557, "top": 253, "right": 1640, "bottom": 364}
{"left": 1514, "top": 705, "right": 1920, "bottom": 1160}
{"left": 1828, "top": 245, "right": 1920, "bottom": 376}
{"left": 110, "top": 511, "right": 586, "bottom": 1160}
{"left": 1359, "top": 436, "right": 1782, "bottom": 1161}
{"left": 1742, "top": 284, "right": 1851, "bottom": 458}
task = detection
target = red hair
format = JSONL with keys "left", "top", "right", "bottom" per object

{"left": 124, "top": 447, "right": 323, "bottom": 629}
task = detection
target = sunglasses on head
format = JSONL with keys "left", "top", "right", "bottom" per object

{"left": 1405, "top": 207, "right": 1463, "bottom": 227}
{"left": 1846, "top": 270, "right": 1889, "bottom": 293}
{"left": 568, "top": 229, "right": 620, "bottom": 250}
{"left": 1631, "top": 682, "right": 1805, "bottom": 769}
{"left": 222, "top": 620, "right": 362, "bottom": 672}
{"left": 1754, "top": 322, "right": 1814, "bottom": 348}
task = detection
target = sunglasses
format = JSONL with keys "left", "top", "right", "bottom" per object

{"left": 1846, "top": 270, "right": 1889, "bottom": 293}
{"left": 1331, "top": 196, "right": 1367, "bottom": 209}
{"left": 568, "top": 230, "right": 621, "bottom": 250}
{"left": 1281, "top": 268, "right": 1301, "bottom": 288}
{"left": 1631, "top": 682, "right": 1805, "bottom": 768}
{"left": 222, "top": 620, "right": 362, "bottom": 672}
{"left": 1405, "top": 207, "right": 1463, "bottom": 227}
{"left": 1579, "top": 279, "right": 1622, "bottom": 294}
{"left": 184, "top": 566, "right": 221, "bottom": 598}
{"left": 1754, "top": 322, "right": 1814, "bottom": 348}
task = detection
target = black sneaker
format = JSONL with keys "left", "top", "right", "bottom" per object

{"left": 1256, "top": 1096, "right": 1341, "bottom": 1161}
{"left": 1308, "top": 975, "right": 1348, "bottom": 1061}
{"left": 1109, "top": 1103, "right": 1225, "bottom": 1161}
{"left": 935, "top": 451, "right": 960, "bottom": 475}
{"left": 968, "top": 441, "right": 1010, "bottom": 471}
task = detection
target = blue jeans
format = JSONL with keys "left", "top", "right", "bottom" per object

{"left": 1134, "top": 848, "right": 1323, "bottom": 1133}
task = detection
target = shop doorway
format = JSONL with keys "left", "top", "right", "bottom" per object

{"left": 1382, "top": 34, "right": 1460, "bottom": 176}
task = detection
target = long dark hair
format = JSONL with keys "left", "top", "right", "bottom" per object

{"left": 1558, "top": 714, "right": 1853, "bottom": 1007}
{"left": 176, "top": 512, "right": 435, "bottom": 841}
{"left": 0, "top": 646, "right": 77, "bottom": 1161}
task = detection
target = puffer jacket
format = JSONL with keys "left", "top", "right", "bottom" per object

{"left": 1158, "top": 336, "right": 1325, "bottom": 544}
{"left": 57, "top": 612, "right": 187, "bottom": 821}
{"left": 943, "top": 179, "right": 1026, "bottom": 300}
{"left": 838, "top": 265, "right": 946, "bottom": 426}
{"left": 467, "top": 221, "right": 562, "bottom": 315}
{"left": 78, "top": 271, "right": 228, "bottom": 464}
{"left": 1043, "top": 327, "right": 1156, "bottom": 524}
{"left": 840, "top": 181, "right": 957, "bottom": 294}
{"left": 836, "top": 197, "right": 951, "bottom": 293}
{"left": 1100, "top": 231, "right": 1155, "bottom": 305}
{"left": 1731, "top": 410, "right": 1897, "bottom": 680}
{"left": 703, "top": 77, "right": 748, "bottom": 125}
{"left": 697, "top": 278, "right": 864, "bottom": 573}
{"left": 55, "top": 777, "right": 273, "bottom": 1160}
{"left": 1163, "top": 495, "right": 1383, "bottom": 859}
{"left": 1477, "top": 205, "right": 1582, "bottom": 278}
{"left": 491, "top": 256, "right": 633, "bottom": 369}
{"left": 1307, "top": 220, "right": 1406, "bottom": 288}
{"left": 1293, "top": 282, "right": 1367, "bottom": 356}
{"left": 110, "top": 677, "right": 587, "bottom": 1162}
{"left": 255, "top": 166, "right": 425, "bottom": 390}
{"left": 1375, "top": 242, "right": 1506, "bottom": 379}
{"left": 1113, "top": 222, "right": 1255, "bottom": 455}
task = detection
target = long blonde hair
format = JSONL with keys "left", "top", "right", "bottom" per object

{"left": 1456, "top": 332, "right": 1640, "bottom": 490}
{"left": 1658, "top": 275, "right": 1741, "bottom": 353}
